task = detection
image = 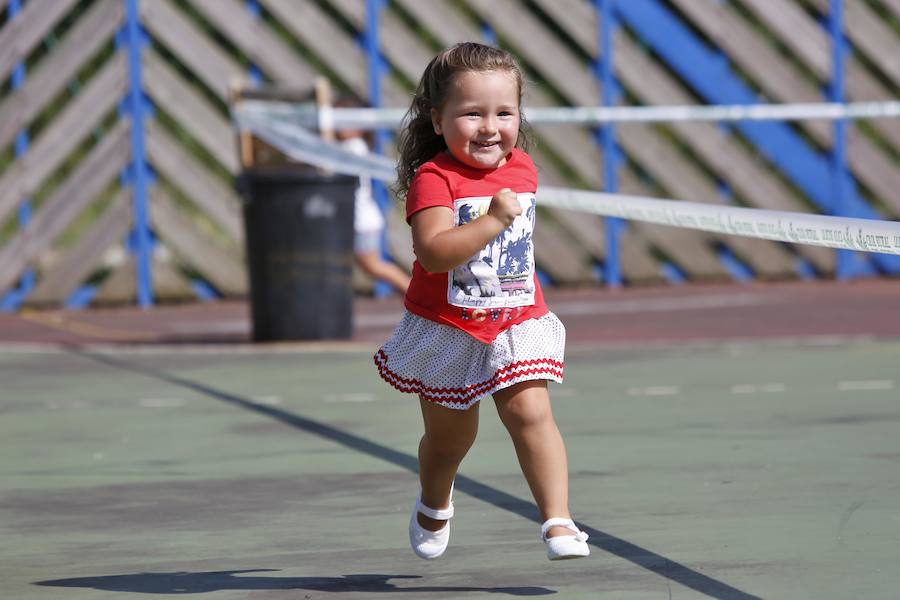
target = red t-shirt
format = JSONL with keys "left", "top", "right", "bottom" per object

{"left": 404, "top": 149, "right": 548, "bottom": 343}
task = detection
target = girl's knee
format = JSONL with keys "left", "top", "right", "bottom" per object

{"left": 504, "top": 403, "right": 551, "bottom": 431}
{"left": 495, "top": 386, "right": 553, "bottom": 431}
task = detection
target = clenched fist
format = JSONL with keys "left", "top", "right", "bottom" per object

{"left": 487, "top": 188, "right": 522, "bottom": 228}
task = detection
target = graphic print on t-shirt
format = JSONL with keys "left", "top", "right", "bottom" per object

{"left": 449, "top": 193, "right": 536, "bottom": 309}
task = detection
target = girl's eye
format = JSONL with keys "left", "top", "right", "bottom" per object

{"left": 466, "top": 112, "right": 480, "bottom": 117}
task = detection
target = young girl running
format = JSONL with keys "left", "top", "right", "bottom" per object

{"left": 374, "top": 42, "right": 589, "bottom": 561}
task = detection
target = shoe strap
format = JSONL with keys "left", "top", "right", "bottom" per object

{"left": 541, "top": 517, "right": 588, "bottom": 542}
{"left": 416, "top": 495, "right": 454, "bottom": 520}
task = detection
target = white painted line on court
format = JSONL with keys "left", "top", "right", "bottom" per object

{"left": 627, "top": 386, "right": 680, "bottom": 397}
{"left": 552, "top": 293, "right": 776, "bottom": 317}
{"left": 252, "top": 395, "right": 283, "bottom": 405}
{"left": 731, "top": 383, "right": 787, "bottom": 394}
{"left": 837, "top": 380, "right": 894, "bottom": 391}
{"left": 567, "top": 334, "right": 878, "bottom": 354}
{"left": 0, "top": 332, "right": 881, "bottom": 356}
{"left": 0, "top": 341, "right": 379, "bottom": 355}
{"left": 326, "top": 393, "right": 375, "bottom": 403}
{"left": 168, "top": 321, "right": 249, "bottom": 335}
{"left": 803, "top": 336, "right": 864, "bottom": 347}
{"left": 45, "top": 399, "right": 93, "bottom": 409}
{"left": 139, "top": 398, "right": 186, "bottom": 408}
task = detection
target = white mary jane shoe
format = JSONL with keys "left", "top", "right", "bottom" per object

{"left": 541, "top": 517, "right": 590, "bottom": 561}
{"left": 408, "top": 488, "right": 454, "bottom": 560}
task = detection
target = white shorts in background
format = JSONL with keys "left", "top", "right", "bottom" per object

{"left": 354, "top": 229, "right": 382, "bottom": 254}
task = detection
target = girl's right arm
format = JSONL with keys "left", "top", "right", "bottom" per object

{"left": 411, "top": 188, "right": 522, "bottom": 273}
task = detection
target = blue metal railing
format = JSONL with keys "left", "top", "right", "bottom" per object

{"left": 365, "top": 0, "right": 394, "bottom": 298}
{"left": 612, "top": 0, "right": 900, "bottom": 276}
{"left": 1, "top": 0, "right": 888, "bottom": 311}
{"left": 828, "top": 0, "right": 853, "bottom": 280}
{"left": 594, "top": 0, "right": 623, "bottom": 287}
{"left": 1, "top": 0, "right": 33, "bottom": 311}
{"left": 123, "top": 0, "right": 154, "bottom": 307}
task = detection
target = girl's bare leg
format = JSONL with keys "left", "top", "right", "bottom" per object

{"left": 416, "top": 396, "right": 479, "bottom": 530}
{"left": 493, "top": 380, "right": 573, "bottom": 538}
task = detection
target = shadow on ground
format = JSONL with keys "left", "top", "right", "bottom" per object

{"left": 61, "top": 350, "right": 761, "bottom": 600}
{"left": 34, "top": 569, "right": 553, "bottom": 595}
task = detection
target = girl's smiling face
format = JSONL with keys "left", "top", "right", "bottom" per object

{"left": 431, "top": 69, "right": 521, "bottom": 170}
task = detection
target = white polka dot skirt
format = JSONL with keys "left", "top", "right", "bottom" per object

{"left": 374, "top": 312, "right": 565, "bottom": 410}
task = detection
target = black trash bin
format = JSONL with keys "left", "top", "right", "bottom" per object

{"left": 238, "top": 169, "right": 356, "bottom": 341}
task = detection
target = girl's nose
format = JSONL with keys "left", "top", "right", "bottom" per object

{"left": 480, "top": 117, "right": 498, "bottom": 133}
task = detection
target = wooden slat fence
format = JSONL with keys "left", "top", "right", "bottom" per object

{"left": 0, "top": 0, "right": 897, "bottom": 309}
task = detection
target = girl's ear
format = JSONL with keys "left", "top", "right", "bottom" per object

{"left": 430, "top": 108, "right": 442, "bottom": 135}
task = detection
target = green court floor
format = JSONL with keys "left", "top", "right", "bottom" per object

{"left": 2, "top": 337, "right": 898, "bottom": 599}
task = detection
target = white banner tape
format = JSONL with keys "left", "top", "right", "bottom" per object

{"left": 538, "top": 187, "right": 900, "bottom": 256}
{"left": 233, "top": 108, "right": 900, "bottom": 256}
{"left": 235, "top": 99, "right": 900, "bottom": 130}
{"left": 234, "top": 109, "right": 397, "bottom": 181}
{"left": 526, "top": 101, "right": 900, "bottom": 124}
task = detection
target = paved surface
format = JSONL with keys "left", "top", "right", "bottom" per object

{"left": 2, "top": 280, "right": 899, "bottom": 348}
{"left": 1, "top": 280, "right": 899, "bottom": 599}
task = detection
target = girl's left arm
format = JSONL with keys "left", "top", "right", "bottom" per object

{"left": 411, "top": 186, "right": 521, "bottom": 273}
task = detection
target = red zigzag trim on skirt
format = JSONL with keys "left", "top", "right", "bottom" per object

{"left": 374, "top": 349, "right": 564, "bottom": 404}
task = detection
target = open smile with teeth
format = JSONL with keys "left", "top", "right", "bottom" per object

{"left": 474, "top": 141, "right": 499, "bottom": 149}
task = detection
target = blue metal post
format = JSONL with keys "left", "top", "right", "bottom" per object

{"left": 244, "top": 0, "right": 263, "bottom": 86}
{"left": 123, "top": 0, "right": 153, "bottom": 307}
{"left": 596, "top": 0, "right": 622, "bottom": 287}
{"left": 1, "top": 0, "right": 33, "bottom": 311}
{"left": 365, "top": 0, "right": 392, "bottom": 297}
{"left": 481, "top": 22, "right": 498, "bottom": 46}
{"left": 829, "top": 0, "right": 852, "bottom": 280}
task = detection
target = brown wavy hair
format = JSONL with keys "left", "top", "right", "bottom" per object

{"left": 394, "top": 42, "right": 531, "bottom": 199}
